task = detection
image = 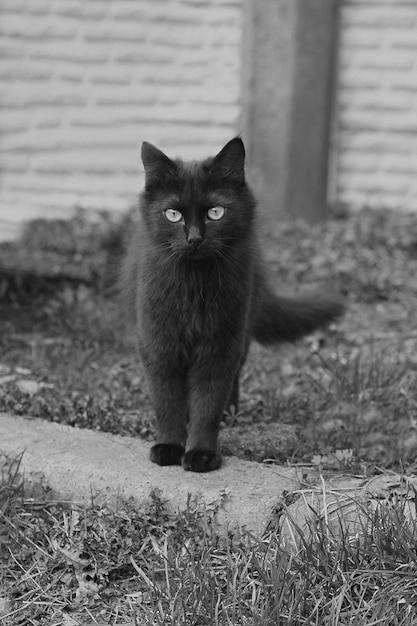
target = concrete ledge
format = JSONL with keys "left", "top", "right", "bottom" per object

{"left": 0, "top": 413, "right": 302, "bottom": 535}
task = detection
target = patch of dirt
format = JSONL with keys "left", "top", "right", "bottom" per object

{"left": 1, "top": 208, "right": 417, "bottom": 473}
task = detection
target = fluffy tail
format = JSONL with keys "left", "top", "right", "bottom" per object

{"left": 251, "top": 287, "right": 344, "bottom": 345}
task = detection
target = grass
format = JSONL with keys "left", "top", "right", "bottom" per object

{"left": 1, "top": 207, "right": 417, "bottom": 467}
{"left": 1, "top": 455, "right": 417, "bottom": 624}
{"left": 1, "top": 207, "right": 417, "bottom": 623}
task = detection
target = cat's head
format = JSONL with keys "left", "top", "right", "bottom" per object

{"left": 140, "top": 138, "right": 256, "bottom": 259}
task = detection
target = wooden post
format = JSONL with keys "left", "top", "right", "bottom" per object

{"left": 241, "top": 0, "right": 339, "bottom": 222}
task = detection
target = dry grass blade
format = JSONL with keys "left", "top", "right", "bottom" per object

{"left": 2, "top": 209, "right": 417, "bottom": 623}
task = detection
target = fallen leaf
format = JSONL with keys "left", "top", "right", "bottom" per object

{"left": 0, "top": 375, "right": 16, "bottom": 386}
{"left": 0, "top": 596, "right": 13, "bottom": 617}
{"left": 15, "top": 366, "right": 32, "bottom": 376}
{"left": 15, "top": 379, "right": 40, "bottom": 395}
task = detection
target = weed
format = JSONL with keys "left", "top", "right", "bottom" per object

{"left": 2, "top": 458, "right": 417, "bottom": 624}
{"left": 1, "top": 208, "right": 417, "bottom": 623}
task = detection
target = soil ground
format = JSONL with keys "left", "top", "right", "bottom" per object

{"left": 1, "top": 207, "right": 417, "bottom": 475}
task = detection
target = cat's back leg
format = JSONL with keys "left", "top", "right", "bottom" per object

{"left": 225, "top": 340, "right": 249, "bottom": 414}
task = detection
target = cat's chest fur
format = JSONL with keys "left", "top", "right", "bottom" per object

{"left": 137, "top": 244, "right": 253, "bottom": 356}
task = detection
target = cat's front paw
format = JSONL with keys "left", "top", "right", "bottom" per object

{"left": 150, "top": 443, "right": 185, "bottom": 466}
{"left": 182, "top": 449, "right": 222, "bottom": 473}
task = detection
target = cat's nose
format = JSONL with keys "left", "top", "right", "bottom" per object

{"left": 188, "top": 235, "right": 203, "bottom": 249}
{"left": 187, "top": 225, "right": 203, "bottom": 249}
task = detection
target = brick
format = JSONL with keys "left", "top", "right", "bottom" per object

{"left": 0, "top": 0, "right": 28, "bottom": 10}
{"left": 31, "top": 43, "right": 110, "bottom": 65}
{"left": 0, "top": 42, "right": 24, "bottom": 59}
{"left": 148, "top": 25, "right": 212, "bottom": 48}
{"left": 90, "top": 71, "right": 132, "bottom": 86}
{"left": 0, "top": 15, "right": 78, "bottom": 40}
{"left": 132, "top": 4, "right": 239, "bottom": 26}
{"left": 189, "top": 88, "right": 239, "bottom": 105}
{"left": 206, "top": 26, "right": 241, "bottom": 46}
{"left": 108, "top": 4, "right": 147, "bottom": 21}
{"left": 137, "top": 124, "right": 231, "bottom": 150}
{"left": 339, "top": 155, "right": 379, "bottom": 174}
{"left": 141, "top": 67, "right": 203, "bottom": 87}
{"left": 340, "top": 48, "right": 414, "bottom": 71}
{"left": 339, "top": 27, "right": 383, "bottom": 50}
{"left": 336, "top": 72, "right": 382, "bottom": 90}
{"left": 10, "top": 172, "right": 139, "bottom": 200}
{"left": 70, "top": 107, "right": 155, "bottom": 129}
{"left": 182, "top": 0, "right": 240, "bottom": 5}
{"left": 204, "top": 6, "right": 242, "bottom": 25}
{"left": 55, "top": 1, "right": 108, "bottom": 20}
{"left": 338, "top": 109, "right": 384, "bottom": 131}
{"left": 0, "top": 198, "right": 81, "bottom": 223}
{"left": 142, "top": 4, "right": 203, "bottom": 25}
{"left": 338, "top": 131, "right": 416, "bottom": 154}
{"left": 0, "top": 153, "right": 29, "bottom": 172}
{"left": 387, "top": 162, "right": 417, "bottom": 176}
{"left": 0, "top": 65, "right": 51, "bottom": 82}
{"left": 342, "top": 5, "right": 417, "bottom": 29}
{"left": 350, "top": 173, "right": 412, "bottom": 196}
{"left": 2, "top": 0, "right": 50, "bottom": 16}
{"left": 337, "top": 168, "right": 416, "bottom": 195}
{"left": 360, "top": 50, "right": 414, "bottom": 70}
{"left": 391, "top": 32, "right": 417, "bottom": 50}
{"left": 57, "top": 66, "right": 85, "bottom": 83}
{"left": 0, "top": 109, "right": 32, "bottom": 134}
{"left": 29, "top": 147, "right": 137, "bottom": 170}
{"left": 345, "top": 0, "right": 416, "bottom": 5}
{"left": 94, "top": 82, "right": 185, "bottom": 106}
{"left": 339, "top": 90, "right": 413, "bottom": 112}
{"left": 381, "top": 113, "right": 417, "bottom": 133}
{"left": 114, "top": 47, "right": 174, "bottom": 65}
{"left": 34, "top": 114, "right": 63, "bottom": 130}
{"left": 336, "top": 191, "right": 398, "bottom": 212}
{"left": 389, "top": 74, "right": 417, "bottom": 92}
{"left": 83, "top": 22, "right": 148, "bottom": 42}
{"left": 1, "top": 85, "right": 86, "bottom": 109}
{"left": 338, "top": 150, "right": 417, "bottom": 176}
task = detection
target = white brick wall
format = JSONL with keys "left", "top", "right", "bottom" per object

{"left": 1, "top": 0, "right": 417, "bottom": 240}
{"left": 334, "top": 0, "right": 417, "bottom": 211}
{"left": 0, "top": 0, "right": 243, "bottom": 239}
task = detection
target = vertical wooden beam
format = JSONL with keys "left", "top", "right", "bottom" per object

{"left": 241, "top": 0, "right": 339, "bottom": 222}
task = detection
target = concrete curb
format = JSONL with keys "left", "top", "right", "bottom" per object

{"left": 0, "top": 413, "right": 303, "bottom": 535}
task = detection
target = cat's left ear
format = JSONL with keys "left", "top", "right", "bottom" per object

{"left": 212, "top": 137, "right": 245, "bottom": 183}
{"left": 141, "top": 142, "right": 176, "bottom": 181}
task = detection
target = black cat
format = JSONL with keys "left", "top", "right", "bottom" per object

{"left": 121, "top": 138, "right": 344, "bottom": 472}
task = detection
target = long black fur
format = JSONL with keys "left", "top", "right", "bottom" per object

{"left": 121, "top": 137, "right": 344, "bottom": 472}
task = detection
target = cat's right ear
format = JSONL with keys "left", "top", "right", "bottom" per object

{"left": 211, "top": 137, "right": 246, "bottom": 183}
{"left": 141, "top": 142, "right": 176, "bottom": 181}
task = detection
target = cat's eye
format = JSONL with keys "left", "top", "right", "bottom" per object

{"left": 164, "top": 209, "right": 183, "bottom": 223}
{"left": 207, "top": 206, "right": 225, "bottom": 221}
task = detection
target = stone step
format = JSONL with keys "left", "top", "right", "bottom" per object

{"left": 0, "top": 413, "right": 302, "bottom": 535}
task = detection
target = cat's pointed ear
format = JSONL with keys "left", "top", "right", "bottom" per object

{"left": 141, "top": 142, "right": 176, "bottom": 181}
{"left": 212, "top": 137, "right": 245, "bottom": 183}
